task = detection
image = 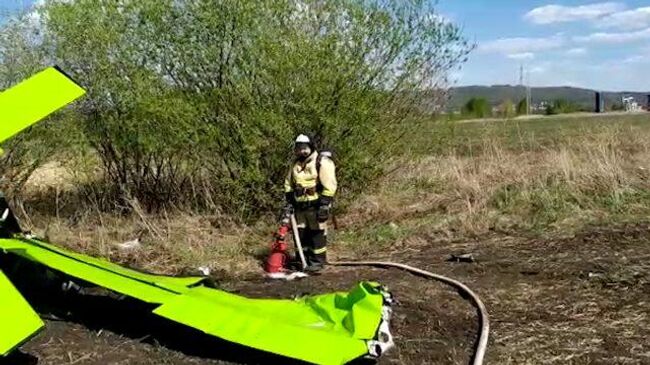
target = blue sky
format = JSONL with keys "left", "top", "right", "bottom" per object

{"left": 1, "top": 0, "right": 648, "bottom": 91}
{"left": 438, "top": 0, "right": 650, "bottom": 91}
{"left": 0, "top": 0, "right": 29, "bottom": 14}
{"left": 0, "top": 0, "right": 33, "bottom": 25}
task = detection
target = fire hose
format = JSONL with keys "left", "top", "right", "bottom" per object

{"left": 328, "top": 260, "right": 489, "bottom": 365}
{"left": 289, "top": 216, "right": 490, "bottom": 365}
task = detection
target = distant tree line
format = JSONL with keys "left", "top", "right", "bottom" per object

{"left": 460, "top": 96, "right": 585, "bottom": 119}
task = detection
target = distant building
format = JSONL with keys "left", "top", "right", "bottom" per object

{"left": 622, "top": 96, "right": 642, "bottom": 112}
{"left": 531, "top": 101, "right": 549, "bottom": 112}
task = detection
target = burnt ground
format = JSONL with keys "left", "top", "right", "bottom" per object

{"left": 2, "top": 223, "right": 649, "bottom": 365}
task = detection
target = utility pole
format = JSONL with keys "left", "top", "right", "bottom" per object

{"left": 526, "top": 68, "right": 531, "bottom": 115}
{"left": 519, "top": 64, "right": 530, "bottom": 115}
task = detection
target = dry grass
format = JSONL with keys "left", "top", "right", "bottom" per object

{"left": 22, "top": 211, "right": 270, "bottom": 278}
{"left": 18, "top": 162, "right": 272, "bottom": 278}
{"left": 13, "top": 114, "right": 650, "bottom": 276}
{"left": 342, "top": 121, "right": 650, "bottom": 245}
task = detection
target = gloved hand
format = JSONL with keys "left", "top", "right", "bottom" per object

{"left": 317, "top": 205, "right": 330, "bottom": 222}
{"left": 279, "top": 200, "right": 294, "bottom": 224}
{"left": 317, "top": 196, "right": 333, "bottom": 223}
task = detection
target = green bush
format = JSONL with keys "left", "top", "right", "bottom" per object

{"left": 516, "top": 98, "right": 528, "bottom": 115}
{"left": 545, "top": 99, "right": 580, "bottom": 115}
{"left": 462, "top": 97, "right": 491, "bottom": 118}
{"left": 1, "top": 0, "right": 471, "bottom": 218}
{"left": 610, "top": 103, "right": 625, "bottom": 112}
{"left": 498, "top": 99, "right": 516, "bottom": 118}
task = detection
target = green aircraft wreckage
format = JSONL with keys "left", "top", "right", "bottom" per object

{"left": 0, "top": 67, "right": 394, "bottom": 365}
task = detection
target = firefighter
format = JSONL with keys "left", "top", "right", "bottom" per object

{"left": 284, "top": 134, "right": 337, "bottom": 272}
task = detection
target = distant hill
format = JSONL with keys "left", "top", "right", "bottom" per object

{"left": 447, "top": 85, "right": 650, "bottom": 111}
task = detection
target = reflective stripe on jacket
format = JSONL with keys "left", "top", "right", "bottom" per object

{"left": 284, "top": 151, "right": 337, "bottom": 202}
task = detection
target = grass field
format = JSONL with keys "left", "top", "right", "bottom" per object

{"left": 11, "top": 112, "right": 650, "bottom": 364}
{"left": 340, "top": 113, "right": 650, "bottom": 247}
{"left": 17, "top": 113, "right": 650, "bottom": 275}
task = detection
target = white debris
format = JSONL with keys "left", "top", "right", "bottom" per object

{"left": 115, "top": 238, "right": 141, "bottom": 250}
{"left": 197, "top": 266, "right": 211, "bottom": 276}
{"left": 264, "top": 271, "right": 309, "bottom": 281}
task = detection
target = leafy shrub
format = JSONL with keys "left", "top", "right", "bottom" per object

{"left": 1, "top": 0, "right": 472, "bottom": 218}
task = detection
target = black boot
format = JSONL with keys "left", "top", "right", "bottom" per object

{"left": 305, "top": 230, "right": 326, "bottom": 273}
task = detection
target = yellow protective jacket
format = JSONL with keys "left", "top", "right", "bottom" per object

{"left": 284, "top": 151, "right": 337, "bottom": 204}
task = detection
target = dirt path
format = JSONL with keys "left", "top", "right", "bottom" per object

{"left": 3, "top": 224, "right": 649, "bottom": 365}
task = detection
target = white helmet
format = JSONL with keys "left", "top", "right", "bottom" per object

{"left": 294, "top": 134, "right": 313, "bottom": 159}
{"left": 295, "top": 134, "right": 310, "bottom": 144}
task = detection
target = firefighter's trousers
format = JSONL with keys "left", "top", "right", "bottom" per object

{"left": 294, "top": 207, "right": 327, "bottom": 266}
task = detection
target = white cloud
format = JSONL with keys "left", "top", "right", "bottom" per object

{"left": 566, "top": 47, "right": 588, "bottom": 56}
{"left": 622, "top": 55, "right": 647, "bottom": 63}
{"left": 574, "top": 27, "right": 650, "bottom": 43}
{"left": 621, "top": 46, "right": 650, "bottom": 64}
{"left": 599, "top": 7, "right": 650, "bottom": 30}
{"left": 530, "top": 66, "right": 547, "bottom": 74}
{"left": 507, "top": 52, "right": 535, "bottom": 60}
{"left": 479, "top": 35, "right": 566, "bottom": 54}
{"left": 524, "top": 2, "right": 626, "bottom": 24}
